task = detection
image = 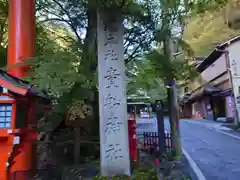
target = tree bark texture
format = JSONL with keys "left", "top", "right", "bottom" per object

{"left": 167, "top": 84, "right": 182, "bottom": 159}
{"left": 164, "top": 33, "right": 182, "bottom": 159}
{"left": 74, "top": 127, "right": 80, "bottom": 164}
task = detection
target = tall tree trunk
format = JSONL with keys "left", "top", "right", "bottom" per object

{"left": 74, "top": 127, "right": 80, "bottom": 164}
{"left": 167, "top": 84, "right": 181, "bottom": 159}
{"left": 164, "top": 33, "right": 182, "bottom": 159}
{"left": 83, "top": 6, "right": 97, "bottom": 75}
{"left": 91, "top": 86, "right": 100, "bottom": 137}
{"left": 171, "top": 84, "right": 181, "bottom": 158}
{"left": 84, "top": 5, "right": 99, "bottom": 136}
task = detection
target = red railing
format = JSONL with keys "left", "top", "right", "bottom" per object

{"left": 141, "top": 132, "right": 172, "bottom": 153}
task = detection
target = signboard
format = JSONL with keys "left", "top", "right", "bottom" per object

{"left": 236, "top": 96, "right": 240, "bottom": 109}
{"left": 155, "top": 100, "right": 163, "bottom": 111}
{"left": 97, "top": 11, "right": 130, "bottom": 176}
{"left": 236, "top": 96, "right": 240, "bottom": 104}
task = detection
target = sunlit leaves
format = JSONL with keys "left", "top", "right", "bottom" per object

{"left": 184, "top": 0, "right": 240, "bottom": 56}
{"left": 68, "top": 101, "right": 93, "bottom": 121}
{"left": 188, "top": 0, "right": 228, "bottom": 14}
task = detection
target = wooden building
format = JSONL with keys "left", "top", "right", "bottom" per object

{"left": 180, "top": 36, "right": 240, "bottom": 122}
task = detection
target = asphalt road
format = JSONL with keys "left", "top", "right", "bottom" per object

{"left": 136, "top": 118, "right": 240, "bottom": 180}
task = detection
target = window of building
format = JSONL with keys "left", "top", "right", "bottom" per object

{"left": 184, "top": 87, "right": 188, "bottom": 93}
{"left": 0, "top": 104, "right": 12, "bottom": 128}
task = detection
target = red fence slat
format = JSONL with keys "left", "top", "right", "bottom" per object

{"left": 140, "top": 132, "right": 172, "bottom": 153}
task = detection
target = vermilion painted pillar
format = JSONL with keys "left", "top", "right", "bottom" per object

{"left": 128, "top": 114, "right": 137, "bottom": 161}
{"left": 7, "top": 0, "right": 36, "bottom": 179}
{"left": 8, "top": 0, "right": 36, "bottom": 78}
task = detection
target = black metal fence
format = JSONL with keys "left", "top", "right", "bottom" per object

{"left": 11, "top": 166, "right": 62, "bottom": 180}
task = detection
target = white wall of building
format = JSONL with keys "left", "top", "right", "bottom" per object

{"left": 227, "top": 40, "right": 240, "bottom": 121}
{"left": 188, "top": 54, "right": 227, "bottom": 92}
{"left": 201, "top": 54, "right": 227, "bottom": 81}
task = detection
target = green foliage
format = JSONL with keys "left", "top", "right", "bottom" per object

{"left": 180, "top": 174, "right": 192, "bottom": 180}
{"left": 0, "top": 0, "right": 9, "bottom": 67}
{"left": 132, "top": 168, "right": 159, "bottom": 180}
{"left": 189, "top": 0, "right": 228, "bottom": 14}
{"left": 184, "top": 0, "right": 240, "bottom": 56}
{"left": 25, "top": 0, "right": 158, "bottom": 132}
{"left": 10, "top": 0, "right": 225, "bottom": 136}
{"left": 27, "top": 49, "right": 85, "bottom": 98}
{"left": 146, "top": 49, "right": 198, "bottom": 86}
{"left": 126, "top": 0, "right": 206, "bottom": 102}
{"left": 149, "top": 0, "right": 198, "bottom": 86}
{"left": 93, "top": 174, "right": 130, "bottom": 180}
{"left": 126, "top": 59, "right": 166, "bottom": 101}
{"left": 93, "top": 168, "right": 159, "bottom": 179}
{"left": 37, "top": 0, "right": 155, "bottom": 63}
{"left": 0, "top": 45, "right": 6, "bottom": 67}
{"left": 26, "top": 40, "right": 94, "bottom": 130}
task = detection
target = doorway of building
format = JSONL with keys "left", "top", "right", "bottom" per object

{"left": 212, "top": 96, "right": 226, "bottom": 119}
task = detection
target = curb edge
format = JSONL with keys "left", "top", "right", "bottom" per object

{"left": 182, "top": 148, "right": 207, "bottom": 180}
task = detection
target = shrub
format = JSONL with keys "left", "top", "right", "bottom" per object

{"left": 94, "top": 167, "right": 159, "bottom": 179}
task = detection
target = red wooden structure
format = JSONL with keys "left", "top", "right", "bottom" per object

{"left": 0, "top": 0, "right": 48, "bottom": 180}
{"left": 142, "top": 132, "right": 172, "bottom": 153}
{"left": 128, "top": 113, "right": 137, "bottom": 161}
{"left": 0, "top": 70, "right": 49, "bottom": 180}
{"left": 8, "top": 0, "right": 35, "bottom": 78}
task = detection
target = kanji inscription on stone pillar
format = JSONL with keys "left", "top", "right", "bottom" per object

{"left": 97, "top": 10, "right": 130, "bottom": 177}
